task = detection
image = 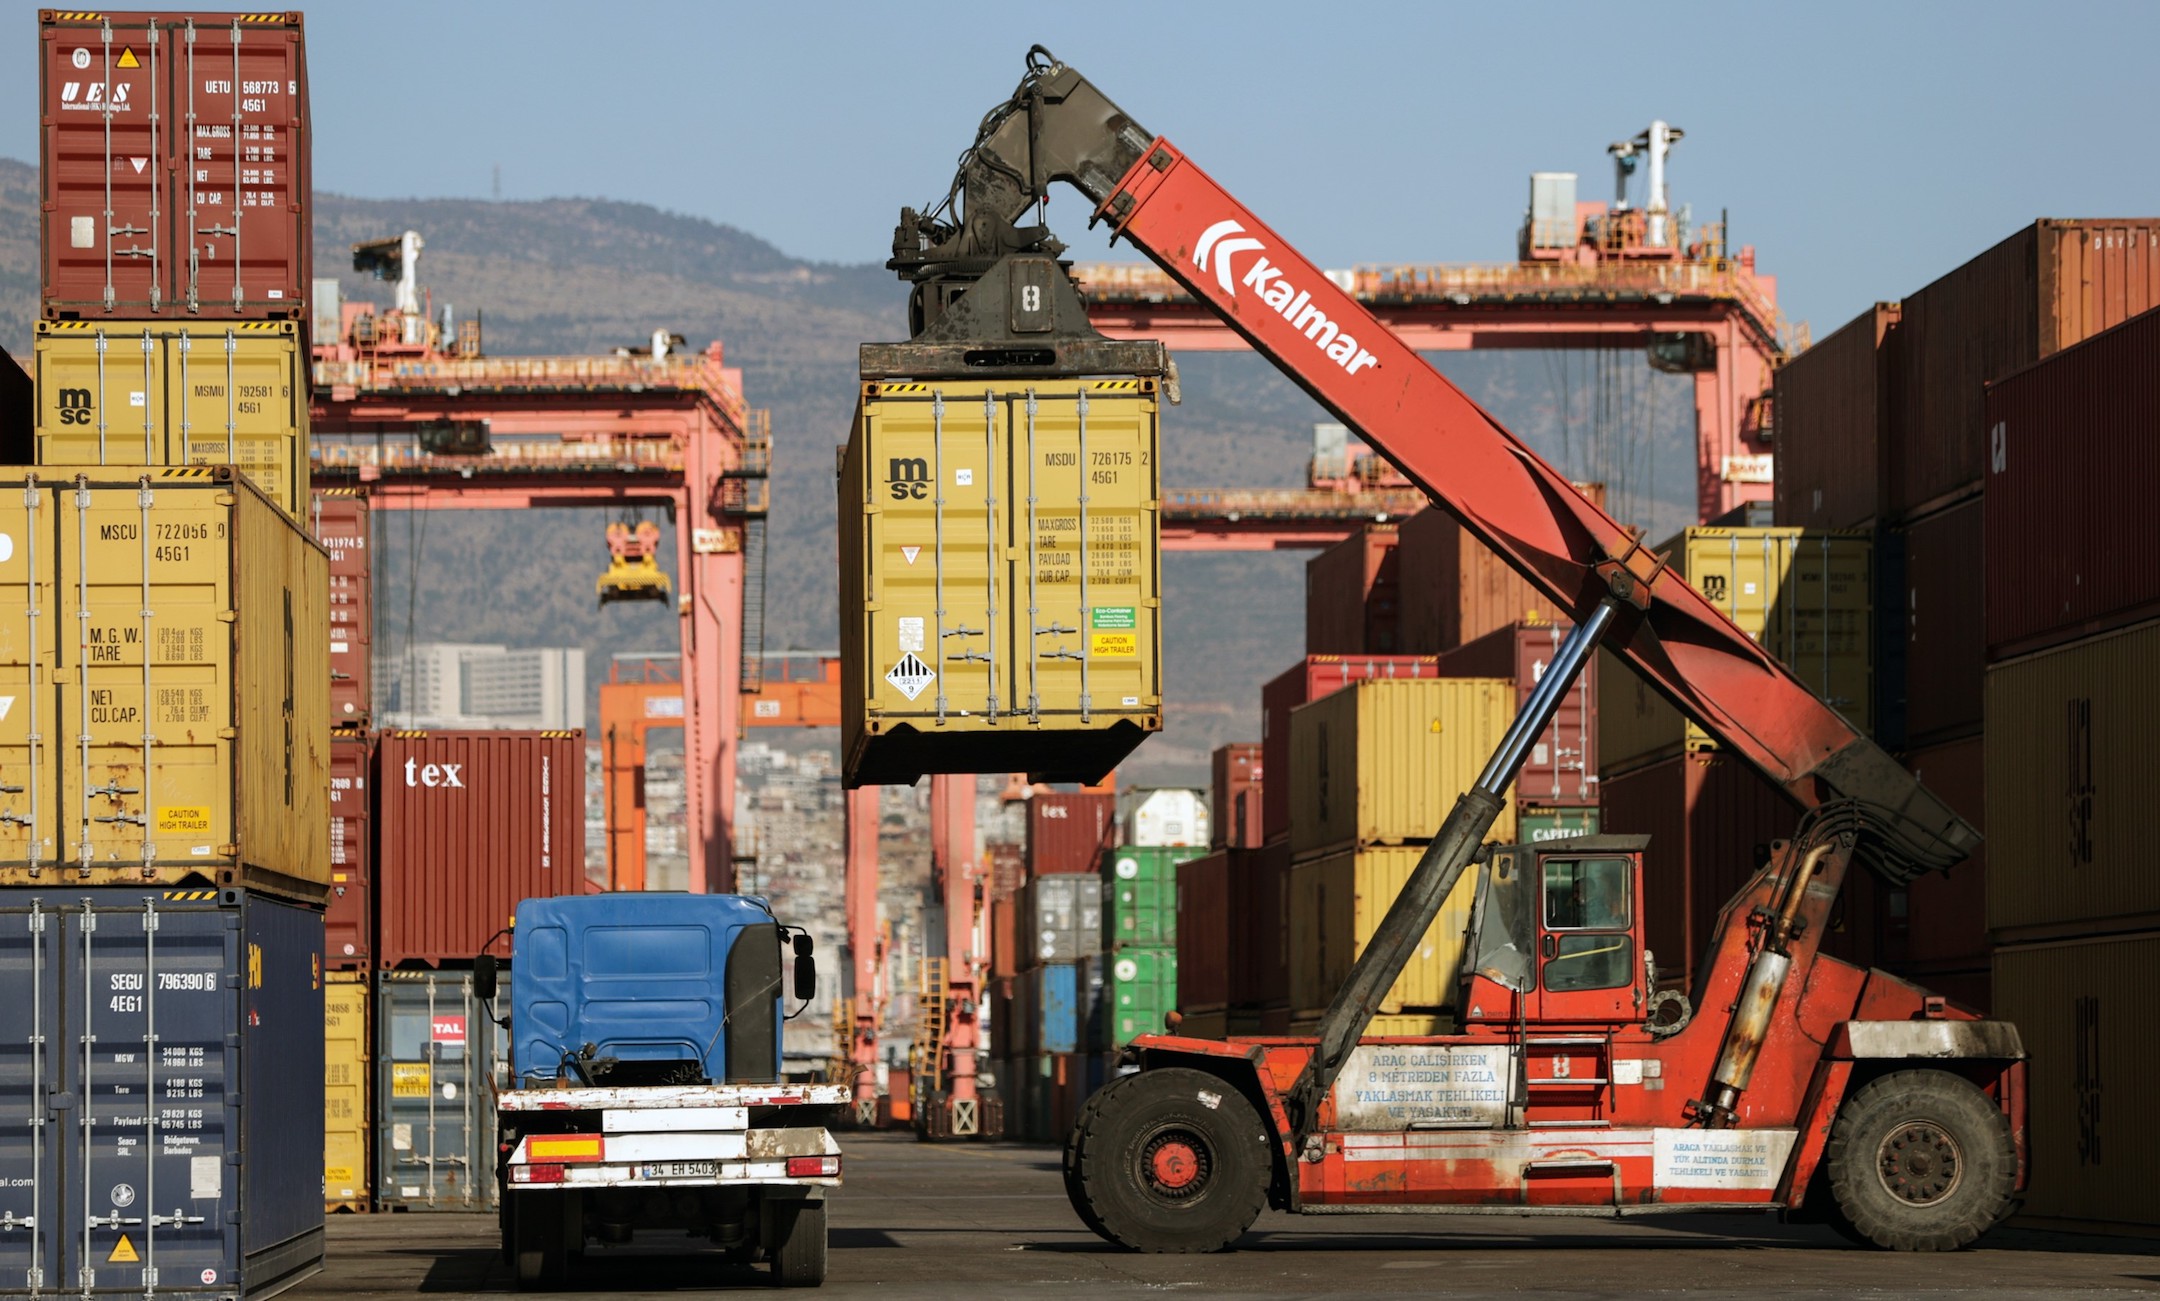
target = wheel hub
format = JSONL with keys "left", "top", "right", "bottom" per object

{"left": 1877, "top": 1120, "right": 1962, "bottom": 1206}
{"left": 1140, "top": 1130, "right": 1210, "bottom": 1199}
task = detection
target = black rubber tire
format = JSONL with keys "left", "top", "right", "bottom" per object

{"left": 1070, "top": 1067, "right": 1269, "bottom": 1254}
{"left": 766, "top": 1199, "right": 828, "bottom": 1287}
{"left": 511, "top": 1190, "right": 571, "bottom": 1290}
{"left": 1065, "top": 1072, "right": 1145, "bottom": 1243}
{"left": 1824, "top": 1069, "right": 2018, "bottom": 1251}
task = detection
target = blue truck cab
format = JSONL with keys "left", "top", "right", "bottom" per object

{"left": 484, "top": 893, "right": 847, "bottom": 1289}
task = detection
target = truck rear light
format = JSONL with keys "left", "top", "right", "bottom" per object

{"left": 511, "top": 1163, "right": 566, "bottom": 1185}
{"left": 786, "top": 1155, "right": 841, "bottom": 1178}
{"left": 527, "top": 1136, "right": 606, "bottom": 1163}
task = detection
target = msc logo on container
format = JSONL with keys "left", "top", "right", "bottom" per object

{"left": 55, "top": 388, "right": 94, "bottom": 425}
{"left": 887, "top": 457, "right": 930, "bottom": 501}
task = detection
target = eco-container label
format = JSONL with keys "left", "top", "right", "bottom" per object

{"left": 392, "top": 1063, "right": 432, "bottom": 1098}
{"left": 1092, "top": 607, "right": 1136, "bottom": 629}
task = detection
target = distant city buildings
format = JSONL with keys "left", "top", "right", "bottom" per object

{"left": 376, "top": 642, "right": 587, "bottom": 730}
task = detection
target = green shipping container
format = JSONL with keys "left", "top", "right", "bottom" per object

{"left": 1519, "top": 807, "right": 1601, "bottom": 843}
{"left": 1102, "top": 845, "right": 1203, "bottom": 948}
{"left": 1104, "top": 947, "right": 1178, "bottom": 1047}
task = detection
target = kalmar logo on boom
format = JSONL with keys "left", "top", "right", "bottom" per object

{"left": 1192, "top": 220, "right": 1380, "bottom": 376}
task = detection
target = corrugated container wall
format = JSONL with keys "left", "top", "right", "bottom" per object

{"left": 1984, "top": 306, "right": 2160, "bottom": 657}
{"left": 1287, "top": 677, "right": 1518, "bottom": 859}
{"left": 1026, "top": 792, "right": 1114, "bottom": 875}
{"left": 1103, "top": 845, "right": 1200, "bottom": 948}
{"left": 1889, "top": 737, "right": 1989, "bottom": 1003}
{"left": 1305, "top": 523, "right": 1400, "bottom": 653}
{"left": 1896, "top": 498, "right": 1985, "bottom": 745}
{"left": 324, "top": 971, "right": 372, "bottom": 1212}
{"left": 1599, "top": 527, "right": 1872, "bottom": 772}
{"left": 1023, "top": 872, "right": 1102, "bottom": 965}
{"left": 375, "top": 731, "right": 586, "bottom": 968}
{"left": 1433, "top": 620, "right": 1598, "bottom": 807}
{"left": 1099, "top": 947, "right": 1177, "bottom": 1047}
{"left": 1396, "top": 484, "right": 1606, "bottom": 655}
{"left": 1773, "top": 303, "right": 1899, "bottom": 529}
{"left": 1261, "top": 655, "right": 1443, "bottom": 839}
{"left": 1985, "top": 620, "right": 2160, "bottom": 935}
{"left": 1290, "top": 844, "right": 1479, "bottom": 1017}
{"left": 1232, "top": 840, "right": 1291, "bottom": 1010}
{"left": 0, "top": 469, "right": 329, "bottom": 899}
{"left": 326, "top": 734, "right": 373, "bottom": 968}
{"left": 1892, "top": 220, "right": 2160, "bottom": 517}
{"left": 0, "top": 888, "right": 325, "bottom": 1297}
{"left": 33, "top": 320, "right": 311, "bottom": 516}
{"left": 839, "top": 378, "right": 1163, "bottom": 786}
{"left": 313, "top": 490, "right": 372, "bottom": 729}
{"left": 1993, "top": 935, "right": 2160, "bottom": 1232}
{"left": 1210, "top": 742, "right": 1262, "bottom": 849}
{"left": 39, "top": 11, "right": 313, "bottom": 322}
{"left": 1175, "top": 851, "right": 1231, "bottom": 1010}
{"left": 376, "top": 969, "right": 503, "bottom": 1211}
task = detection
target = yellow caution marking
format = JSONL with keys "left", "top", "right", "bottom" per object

{"left": 109, "top": 1235, "right": 139, "bottom": 1264}
{"left": 116, "top": 47, "right": 139, "bottom": 69}
{"left": 1090, "top": 631, "right": 1137, "bottom": 658}
{"left": 157, "top": 805, "right": 211, "bottom": 835}
{"left": 392, "top": 1064, "right": 431, "bottom": 1097}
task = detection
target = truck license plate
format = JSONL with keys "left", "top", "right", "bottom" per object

{"left": 639, "top": 1161, "right": 722, "bottom": 1179}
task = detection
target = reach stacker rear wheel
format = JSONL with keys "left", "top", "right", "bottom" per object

{"left": 1067, "top": 1067, "right": 1269, "bottom": 1253}
{"left": 1824, "top": 1069, "right": 2018, "bottom": 1251}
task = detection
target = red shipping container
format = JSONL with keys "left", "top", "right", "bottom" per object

{"left": 1898, "top": 498, "right": 1985, "bottom": 745}
{"left": 986, "top": 841, "right": 1025, "bottom": 898}
{"left": 312, "top": 491, "right": 372, "bottom": 730}
{"left": 1305, "top": 524, "right": 1400, "bottom": 653}
{"left": 1397, "top": 485, "right": 1606, "bottom": 655}
{"left": 1025, "top": 792, "right": 1114, "bottom": 875}
{"left": 1773, "top": 303, "right": 1899, "bottom": 529}
{"left": 1230, "top": 841, "right": 1291, "bottom": 1008}
{"left": 1891, "top": 737, "right": 1988, "bottom": 985}
{"left": 1892, "top": 220, "right": 2160, "bottom": 517}
{"left": 989, "top": 893, "right": 1019, "bottom": 979}
{"left": 1433, "top": 620, "right": 1598, "bottom": 807}
{"left": 1209, "top": 743, "right": 1262, "bottom": 850}
{"left": 375, "top": 730, "right": 585, "bottom": 968}
{"left": 325, "top": 734, "right": 373, "bottom": 969}
{"left": 1984, "top": 306, "right": 2160, "bottom": 656}
{"left": 1175, "top": 851, "right": 1232, "bottom": 1009}
{"left": 1261, "top": 655, "right": 1443, "bottom": 838}
{"left": 39, "top": 11, "right": 313, "bottom": 321}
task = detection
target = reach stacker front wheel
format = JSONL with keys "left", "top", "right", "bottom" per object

{"left": 1067, "top": 1067, "right": 1269, "bottom": 1253}
{"left": 1824, "top": 1069, "right": 2018, "bottom": 1251}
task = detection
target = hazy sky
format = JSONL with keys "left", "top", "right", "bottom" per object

{"left": 4, "top": 1, "right": 2156, "bottom": 335}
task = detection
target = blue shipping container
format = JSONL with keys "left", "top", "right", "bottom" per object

{"left": 375, "top": 969, "right": 503, "bottom": 1212}
{"left": 1032, "top": 964, "right": 1080, "bottom": 1054}
{"left": 0, "top": 888, "right": 324, "bottom": 1297}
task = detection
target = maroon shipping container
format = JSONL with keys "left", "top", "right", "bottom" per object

{"left": 1891, "top": 220, "right": 2160, "bottom": 518}
{"left": 1433, "top": 620, "right": 1598, "bottom": 807}
{"left": 1984, "top": 306, "right": 2160, "bottom": 657}
{"left": 312, "top": 491, "right": 372, "bottom": 729}
{"left": 1209, "top": 743, "right": 1263, "bottom": 850}
{"left": 1230, "top": 841, "right": 1291, "bottom": 1008}
{"left": 325, "top": 734, "right": 373, "bottom": 969}
{"left": 1305, "top": 524, "right": 1401, "bottom": 653}
{"left": 1889, "top": 737, "right": 1988, "bottom": 1000}
{"left": 1025, "top": 792, "right": 1114, "bottom": 875}
{"left": 375, "top": 730, "right": 586, "bottom": 968}
{"left": 1175, "top": 850, "right": 1232, "bottom": 1010}
{"left": 1261, "top": 655, "right": 1443, "bottom": 838}
{"left": 40, "top": 11, "right": 312, "bottom": 321}
{"left": 986, "top": 841, "right": 1025, "bottom": 898}
{"left": 1773, "top": 303, "right": 1899, "bottom": 529}
{"left": 1898, "top": 498, "right": 1984, "bottom": 745}
{"left": 1397, "top": 485, "right": 1606, "bottom": 655}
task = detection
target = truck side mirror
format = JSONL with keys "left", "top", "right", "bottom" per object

{"left": 793, "top": 934, "right": 814, "bottom": 958}
{"left": 473, "top": 953, "right": 498, "bottom": 1002}
{"left": 794, "top": 952, "right": 817, "bottom": 1003}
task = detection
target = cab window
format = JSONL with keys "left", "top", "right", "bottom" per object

{"left": 1542, "top": 857, "right": 1632, "bottom": 993}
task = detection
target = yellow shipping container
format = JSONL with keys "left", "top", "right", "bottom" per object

{"left": 0, "top": 466, "right": 329, "bottom": 899}
{"left": 839, "top": 377, "right": 1161, "bottom": 785}
{"left": 1289, "top": 844, "right": 1480, "bottom": 1018}
{"left": 326, "top": 971, "right": 372, "bottom": 1212}
{"left": 33, "top": 320, "right": 310, "bottom": 516}
{"left": 1600, "top": 526, "right": 1872, "bottom": 772}
{"left": 1287, "top": 677, "right": 1517, "bottom": 859}
{"left": 1986, "top": 619, "right": 2160, "bottom": 934}
{"left": 1289, "top": 1011, "right": 1453, "bottom": 1037}
{"left": 1993, "top": 934, "right": 2160, "bottom": 1233}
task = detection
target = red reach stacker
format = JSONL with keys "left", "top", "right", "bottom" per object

{"left": 877, "top": 49, "right": 2023, "bottom": 1252}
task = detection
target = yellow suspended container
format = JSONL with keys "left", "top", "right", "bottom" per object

{"left": 1287, "top": 677, "right": 1518, "bottom": 859}
{"left": 325, "top": 971, "right": 372, "bottom": 1212}
{"left": 33, "top": 320, "right": 311, "bottom": 517}
{"left": 839, "top": 377, "right": 1162, "bottom": 786}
